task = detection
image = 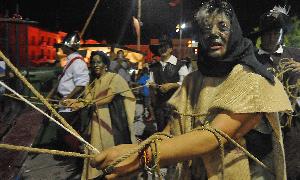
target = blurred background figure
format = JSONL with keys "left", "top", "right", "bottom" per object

{"left": 133, "top": 67, "right": 157, "bottom": 140}
{"left": 182, "top": 56, "right": 193, "bottom": 73}
{"left": 0, "top": 69, "right": 25, "bottom": 126}
{"left": 250, "top": 5, "right": 300, "bottom": 180}
{"left": 109, "top": 50, "right": 132, "bottom": 84}
{"left": 149, "top": 34, "right": 189, "bottom": 132}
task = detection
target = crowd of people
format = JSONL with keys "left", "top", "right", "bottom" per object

{"left": 0, "top": 0, "right": 299, "bottom": 179}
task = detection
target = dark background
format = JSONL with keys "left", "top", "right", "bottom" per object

{"left": 1, "top": 0, "right": 299, "bottom": 44}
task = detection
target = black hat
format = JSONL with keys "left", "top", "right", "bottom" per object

{"left": 150, "top": 34, "right": 173, "bottom": 56}
{"left": 248, "top": 5, "right": 292, "bottom": 39}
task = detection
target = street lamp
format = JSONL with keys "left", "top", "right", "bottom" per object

{"left": 176, "top": 23, "right": 186, "bottom": 60}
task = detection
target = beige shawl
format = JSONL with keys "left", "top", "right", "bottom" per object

{"left": 81, "top": 72, "right": 136, "bottom": 180}
{"left": 168, "top": 64, "right": 292, "bottom": 180}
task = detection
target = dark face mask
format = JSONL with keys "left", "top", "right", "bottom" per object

{"left": 261, "top": 28, "right": 283, "bottom": 53}
{"left": 199, "top": 10, "right": 231, "bottom": 59}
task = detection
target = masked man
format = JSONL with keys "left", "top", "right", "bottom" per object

{"left": 149, "top": 35, "right": 189, "bottom": 131}
{"left": 89, "top": 1, "right": 292, "bottom": 180}
{"left": 254, "top": 6, "right": 300, "bottom": 180}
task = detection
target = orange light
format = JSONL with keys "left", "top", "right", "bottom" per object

{"left": 187, "top": 40, "right": 192, "bottom": 47}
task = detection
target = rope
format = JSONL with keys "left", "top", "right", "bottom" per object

{"left": 100, "top": 133, "right": 172, "bottom": 178}
{"left": 100, "top": 126, "right": 274, "bottom": 179}
{"left": 0, "top": 51, "right": 80, "bottom": 140}
{"left": 276, "top": 58, "right": 300, "bottom": 127}
{"left": 3, "top": 93, "right": 60, "bottom": 108}
{"left": 3, "top": 93, "right": 59, "bottom": 102}
{"left": 192, "top": 126, "right": 225, "bottom": 179}
{"left": 174, "top": 110, "right": 204, "bottom": 117}
{"left": 0, "top": 80, "right": 99, "bottom": 154}
{"left": 0, "top": 143, "right": 95, "bottom": 159}
{"left": 67, "top": 83, "right": 154, "bottom": 108}
{"left": 76, "top": 79, "right": 96, "bottom": 100}
{"left": 213, "top": 128, "right": 274, "bottom": 174}
{"left": 175, "top": 111, "right": 274, "bottom": 174}
{"left": 91, "top": 84, "right": 150, "bottom": 104}
{"left": 80, "top": 0, "right": 102, "bottom": 38}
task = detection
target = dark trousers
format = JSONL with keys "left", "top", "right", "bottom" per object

{"left": 56, "top": 111, "right": 82, "bottom": 152}
{"left": 153, "top": 103, "right": 171, "bottom": 132}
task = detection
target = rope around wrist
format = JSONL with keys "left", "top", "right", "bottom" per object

{"left": 138, "top": 139, "right": 162, "bottom": 177}
{"left": 101, "top": 133, "right": 171, "bottom": 179}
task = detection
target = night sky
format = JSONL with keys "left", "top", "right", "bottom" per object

{"left": 1, "top": 0, "right": 300, "bottom": 44}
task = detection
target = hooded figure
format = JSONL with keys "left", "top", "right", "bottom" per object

{"left": 88, "top": 1, "right": 292, "bottom": 180}
{"left": 165, "top": 1, "right": 291, "bottom": 179}
{"left": 254, "top": 5, "right": 300, "bottom": 180}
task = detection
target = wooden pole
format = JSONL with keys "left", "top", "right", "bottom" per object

{"left": 80, "top": 0, "right": 101, "bottom": 38}
{"left": 137, "top": 0, "right": 141, "bottom": 50}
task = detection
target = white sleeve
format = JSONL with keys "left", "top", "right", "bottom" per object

{"left": 149, "top": 71, "right": 155, "bottom": 83}
{"left": 177, "top": 65, "right": 189, "bottom": 85}
{"left": 72, "top": 60, "right": 90, "bottom": 86}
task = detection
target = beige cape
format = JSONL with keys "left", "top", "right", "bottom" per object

{"left": 81, "top": 72, "right": 136, "bottom": 180}
{"left": 168, "top": 64, "right": 292, "bottom": 180}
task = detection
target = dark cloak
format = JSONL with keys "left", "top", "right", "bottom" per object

{"left": 108, "top": 94, "right": 132, "bottom": 145}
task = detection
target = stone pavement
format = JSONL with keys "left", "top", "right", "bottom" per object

{"left": 0, "top": 109, "right": 43, "bottom": 180}
{"left": 20, "top": 153, "right": 82, "bottom": 180}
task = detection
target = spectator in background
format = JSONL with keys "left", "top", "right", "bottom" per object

{"left": 109, "top": 50, "right": 132, "bottom": 83}
{"left": 149, "top": 34, "right": 189, "bottom": 131}
{"left": 137, "top": 67, "right": 150, "bottom": 106}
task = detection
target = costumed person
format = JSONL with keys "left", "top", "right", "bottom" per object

{"left": 89, "top": 1, "right": 292, "bottom": 180}
{"left": 149, "top": 34, "right": 189, "bottom": 132}
{"left": 74, "top": 51, "right": 136, "bottom": 180}
{"left": 47, "top": 31, "right": 90, "bottom": 151}
{"left": 252, "top": 5, "right": 300, "bottom": 180}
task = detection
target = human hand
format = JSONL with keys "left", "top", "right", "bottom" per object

{"left": 282, "top": 59, "right": 300, "bottom": 73}
{"left": 148, "top": 82, "right": 158, "bottom": 89}
{"left": 90, "top": 144, "right": 141, "bottom": 179}
{"left": 159, "top": 83, "right": 178, "bottom": 93}
{"left": 60, "top": 99, "right": 85, "bottom": 111}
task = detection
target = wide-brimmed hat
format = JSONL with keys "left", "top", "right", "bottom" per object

{"left": 247, "top": 5, "right": 292, "bottom": 40}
